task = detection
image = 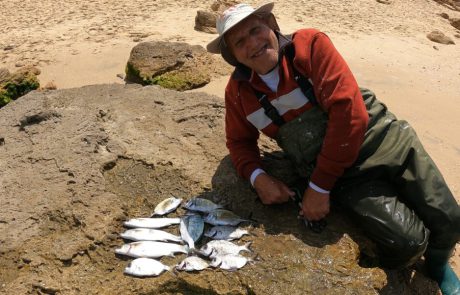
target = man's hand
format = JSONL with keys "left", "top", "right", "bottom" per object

{"left": 253, "top": 173, "right": 294, "bottom": 204}
{"left": 300, "top": 187, "right": 330, "bottom": 221}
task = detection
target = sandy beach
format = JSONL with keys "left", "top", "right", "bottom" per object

{"left": 1, "top": 0, "right": 459, "bottom": 286}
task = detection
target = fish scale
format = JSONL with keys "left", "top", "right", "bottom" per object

{"left": 151, "top": 197, "right": 182, "bottom": 216}
{"left": 115, "top": 241, "right": 188, "bottom": 258}
{"left": 175, "top": 256, "right": 210, "bottom": 272}
{"left": 200, "top": 240, "right": 252, "bottom": 258}
{"left": 204, "top": 209, "right": 248, "bottom": 226}
{"left": 120, "top": 228, "right": 183, "bottom": 243}
{"left": 183, "top": 197, "right": 223, "bottom": 213}
{"left": 123, "top": 217, "right": 181, "bottom": 229}
{"left": 124, "top": 257, "right": 170, "bottom": 277}
{"left": 204, "top": 225, "right": 249, "bottom": 240}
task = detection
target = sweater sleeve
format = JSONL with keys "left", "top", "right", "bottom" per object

{"left": 294, "top": 30, "right": 369, "bottom": 190}
{"left": 225, "top": 82, "right": 263, "bottom": 180}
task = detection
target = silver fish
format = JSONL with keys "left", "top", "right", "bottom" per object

{"left": 123, "top": 217, "right": 180, "bottom": 229}
{"left": 152, "top": 197, "right": 182, "bottom": 216}
{"left": 204, "top": 209, "right": 248, "bottom": 226}
{"left": 124, "top": 257, "right": 170, "bottom": 277}
{"left": 120, "top": 228, "right": 183, "bottom": 243}
{"left": 210, "top": 254, "right": 252, "bottom": 271}
{"left": 180, "top": 218, "right": 195, "bottom": 250}
{"left": 204, "top": 225, "right": 249, "bottom": 241}
{"left": 200, "top": 240, "right": 252, "bottom": 258}
{"left": 175, "top": 256, "right": 210, "bottom": 272}
{"left": 183, "top": 197, "right": 223, "bottom": 213}
{"left": 183, "top": 214, "right": 204, "bottom": 243}
{"left": 115, "top": 241, "right": 188, "bottom": 258}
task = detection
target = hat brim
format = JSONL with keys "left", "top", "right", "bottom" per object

{"left": 206, "top": 2, "right": 275, "bottom": 54}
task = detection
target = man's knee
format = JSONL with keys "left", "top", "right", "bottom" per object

{"left": 378, "top": 226, "right": 429, "bottom": 268}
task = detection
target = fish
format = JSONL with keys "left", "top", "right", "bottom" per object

{"left": 123, "top": 217, "right": 181, "bottom": 229}
{"left": 175, "top": 256, "right": 210, "bottom": 272}
{"left": 183, "top": 197, "right": 223, "bottom": 213}
{"left": 199, "top": 240, "right": 252, "bottom": 258}
{"left": 124, "top": 257, "right": 170, "bottom": 277}
{"left": 210, "top": 254, "right": 253, "bottom": 271}
{"left": 115, "top": 241, "right": 188, "bottom": 258}
{"left": 120, "top": 228, "right": 183, "bottom": 243}
{"left": 204, "top": 209, "right": 248, "bottom": 226}
{"left": 204, "top": 225, "right": 249, "bottom": 241}
{"left": 180, "top": 218, "right": 195, "bottom": 250}
{"left": 183, "top": 213, "right": 204, "bottom": 243}
{"left": 151, "top": 197, "right": 182, "bottom": 216}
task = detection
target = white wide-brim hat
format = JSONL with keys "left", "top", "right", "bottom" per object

{"left": 206, "top": 2, "right": 278, "bottom": 65}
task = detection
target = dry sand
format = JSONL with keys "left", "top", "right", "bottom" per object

{"left": 1, "top": 0, "right": 459, "bottom": 283}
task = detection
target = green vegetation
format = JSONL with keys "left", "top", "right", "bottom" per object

{"left": 125, "top": 62, "right": 209, "bottom": 91}
{"left": 0, "top": 72, "right": 40, "bottom": 108}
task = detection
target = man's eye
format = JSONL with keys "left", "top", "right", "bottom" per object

{"left": 235, "top": 40, "right": 243, "bottom": 48}
{"left": 250, "top": 26, "right": 261, "bottom": 35}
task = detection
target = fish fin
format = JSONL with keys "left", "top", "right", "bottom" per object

{"left": 243, "top": 241, "right": 253, "bottom": 252}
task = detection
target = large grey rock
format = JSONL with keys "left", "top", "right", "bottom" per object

{"left": 0, "top": 84, "right": 438, "bottom": 294}
{"left": 125, "top": 41, "right": 231, "bottom": 91}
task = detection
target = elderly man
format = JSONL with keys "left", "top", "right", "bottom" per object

{"left": 206, "top": 2, "right": 460, "bottom": 294}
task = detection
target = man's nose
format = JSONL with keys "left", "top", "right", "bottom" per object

{"left": 246, "top": 34, "right": 259, "bottom": 50}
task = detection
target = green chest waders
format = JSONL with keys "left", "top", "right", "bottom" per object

{"left": 269, "top": 87, "right": 460, "bottom": 270}
{"left": 274, "top": 88, "right": 393, "bottom": 181}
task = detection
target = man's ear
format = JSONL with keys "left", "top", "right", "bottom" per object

{"left": 264, "top": 13, "right": 280, "bottom": 32}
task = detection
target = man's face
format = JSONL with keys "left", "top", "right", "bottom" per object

{"left": 224, "top": 15, "right": 279, "bottom": 74}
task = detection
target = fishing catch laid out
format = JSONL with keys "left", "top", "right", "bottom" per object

{"left": 115, "top": 196, "right": 255, "bottom": 277}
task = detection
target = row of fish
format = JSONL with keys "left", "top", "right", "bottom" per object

{"left": 115, "top": 197, "right": 256, "bottom": 277}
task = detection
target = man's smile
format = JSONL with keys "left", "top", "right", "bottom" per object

{"left": 251, "top": 44, "right": 269, "bottom": 59}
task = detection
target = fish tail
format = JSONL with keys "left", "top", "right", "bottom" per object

{"left": 169, "top": 266, "right": 179, "bottom": 277}
{"left": 249, "top": 253, "right": 260, "bottom": 263}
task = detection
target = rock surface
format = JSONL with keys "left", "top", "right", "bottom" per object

{"left": 125, "top": 41, "right": 231, "bottom": 91}
{"left": 450, "top": 17, "right": 460, "bottom": 30}
{"left": 195, "top": 10, "right": 219, "bottom": 34}
{"left": 195, "top": 0, "right": 241, "bottom": 34}
{"left": 0, "top": 84, "right": 439, "bottom": 294}
{"left": 426, "top": 30, "right": 455, "bottom": 44}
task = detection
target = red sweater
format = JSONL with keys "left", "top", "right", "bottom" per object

{"left": 224, "top": 29, "right": 369, "bottom": 190}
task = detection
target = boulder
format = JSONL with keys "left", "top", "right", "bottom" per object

{"left": 426, "top": 30, "right": 455, "bottom": 44}
{"left": 0, "top": 66, "right": 40, "bottom": 108}
{"left": 125, "top": 41, "right": 231, "bottom": 91}
{"left": 2, "top": 83, "right": 437, "bottom": 294}
{"left": 195, "top": 10, "right": 218, "bottom": 34}
{"left": 210, "top": 0, "right": 240, "bottom": 12}
{"left": 450, "top": 18, "right": 460, "bottom": 30}
{"left": 195, "top": 1, "right": 240, "bottom": 34}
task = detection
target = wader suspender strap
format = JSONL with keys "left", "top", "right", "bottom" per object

{"left": 257, "top": 93, "right": 286, "bottom": 126}
{"left": 284, "top": 44, "right": 318, "bottom": 106}
{"left": 252, "top": 44, "right": 318, "bottom": 127}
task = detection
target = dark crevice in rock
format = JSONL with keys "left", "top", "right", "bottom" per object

{"left": 152, "top": 279, "right": 220, "bottom": 295}
{"left": 19, "top": 110, "right": 61, "bottom": 130}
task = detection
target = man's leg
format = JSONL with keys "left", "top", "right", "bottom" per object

{"left": 383, "top": 121, "right": 460, "bottom": 294}
{"left": 347, "top": 118, "right": 460, "bottom": 293}
{"left": 333, "top": 179, "right": 429, "bottom": 269}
